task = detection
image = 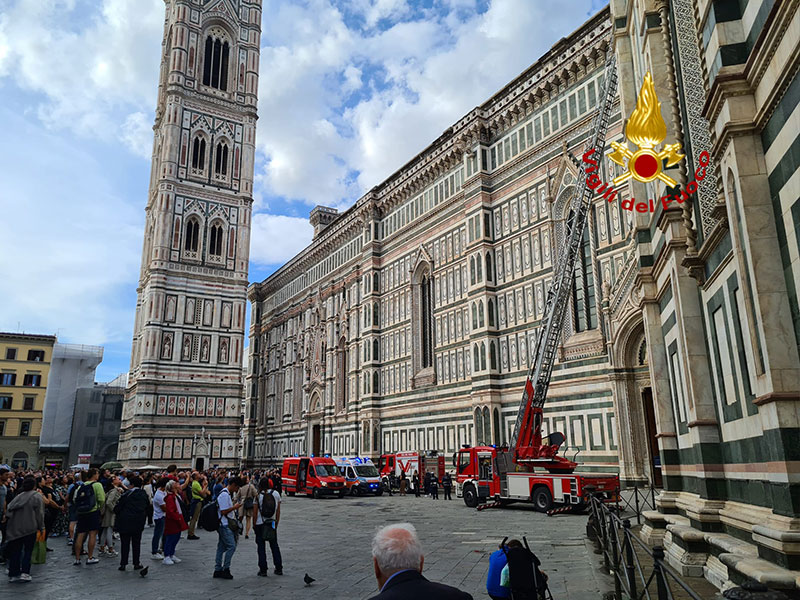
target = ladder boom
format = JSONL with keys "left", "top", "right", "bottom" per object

{"left": 510, "top": 52, "right": 618, "bottom": 459}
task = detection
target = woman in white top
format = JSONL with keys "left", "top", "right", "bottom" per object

{"left": 252, "top": 477, "right": 283, "bottom": 576}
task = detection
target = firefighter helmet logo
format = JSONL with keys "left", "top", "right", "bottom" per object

{"left": 609, "top": 72, "right": 684, "bottom": 186}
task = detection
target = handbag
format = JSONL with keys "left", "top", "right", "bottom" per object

{"left": 227, "top": 516, "right": 242, "bottom": 536}
{"left": 32, "top": 530, "right": 47, "bottom": 564}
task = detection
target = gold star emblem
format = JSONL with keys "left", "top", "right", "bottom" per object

{"left": 609, "top": 72, "right": 684, "bottom": 186}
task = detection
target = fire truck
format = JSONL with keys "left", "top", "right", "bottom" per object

{"left": 455, "top": 54, "right": 621, "bottom": 513}
{"left": 378, "top": 451, "right": 445, "bottom": 490}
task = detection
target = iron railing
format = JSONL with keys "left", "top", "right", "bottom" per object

{"left": 588, "top": 493, "right": 706, "bottom": 600}
{"left": 616, "top": 484, "right": 659, "bottom": 525}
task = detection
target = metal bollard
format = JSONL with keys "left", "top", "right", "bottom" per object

{"left": 623, "top": 519, "right": 637, "bottom": 598}
{"left": 653, "top": 547, "right": 669, "bottom": 600}
{"left": 610, "top": 516, "right": 622, "bottom": 599}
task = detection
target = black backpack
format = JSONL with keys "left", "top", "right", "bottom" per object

{"left": 74, "top": 482, "right": 97, "bottom": 515}
{"left": 260, "top": 492, "right": 276, "bottom": 520}
{"left": 198, "top": 499, "right": 220, "bottom": 531}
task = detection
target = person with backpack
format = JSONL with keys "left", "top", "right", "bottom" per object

{"left": 114, "top": 475, "right": 148, "bottom": 572}
{"left": 151, "top": 477, "right": 168, "bottom": 560}
{"left": 236, "top": 475, "right": 257, "bottom": 539}
{"left": 66, "top": 472, "right": 82, "bottom": 546}
{"left": 213, "top": 476, "right": 243, "bottom": 580}
{"left": 3, "top": 476, "right": 44, "bottom": 583}
{"left": 72, "top": 467, "right": 105, "bottom": 566}
{"left": 252, "top": 477, "right": 283, "bottom": 577}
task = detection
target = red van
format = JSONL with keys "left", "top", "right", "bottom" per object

{"left": 281, "top": 456, "right": 347, "bottom": 498}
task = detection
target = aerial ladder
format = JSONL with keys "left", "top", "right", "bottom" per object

{"left": 455, "top": 50, "right": 621, "bottom": 511}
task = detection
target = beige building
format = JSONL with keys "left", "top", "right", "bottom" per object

{"left": 0, "top": 333, "right": 57, "bottom": 469}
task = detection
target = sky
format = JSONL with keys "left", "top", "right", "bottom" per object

{"left": 0, "top": 0, "right": 606, "bottom": 382}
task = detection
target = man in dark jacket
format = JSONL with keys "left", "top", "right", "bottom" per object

{"left": 442, "top": 472, "right": 453, "bottom": 500}
{"left": 115, "top": 475, "right": 149, "bottom": 571}
{"left": 368, "top": 523, "right": 472, "bottom": 600}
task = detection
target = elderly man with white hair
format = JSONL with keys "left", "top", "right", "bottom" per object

{"left": 369, "top": 523, "right": 473, "bottom": 599}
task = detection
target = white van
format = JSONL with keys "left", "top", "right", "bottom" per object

{"left": 335, "top": 457, "right": 383, "bottom": 496}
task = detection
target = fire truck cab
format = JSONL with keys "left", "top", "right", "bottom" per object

{"left": 281, "top": 456, "right": 347, "bottom": 498}
{"left": 454, "top": 445, "right": 618, "bottom": 511}
{"left": 335, "top": 457, "right": 383, "bottom": 496}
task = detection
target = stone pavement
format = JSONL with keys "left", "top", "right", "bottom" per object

{"left": 14, "top": 494, "right": 613, "bottom": 600}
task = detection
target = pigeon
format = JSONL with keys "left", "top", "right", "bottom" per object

{"left": 139, "top": 566, "right": 149, "bottom": 578}
{"left": 304, "top": 573, "right": 315, "bottom": 586}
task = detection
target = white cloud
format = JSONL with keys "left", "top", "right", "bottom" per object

{"left": 0, "top": 108, "right": 142, "bottom": 346}
{"left": 249, "top": 214, "right": 314, "bottom": 266}
{"left": 120, "top": 112, "right": 153, "bottom": 159}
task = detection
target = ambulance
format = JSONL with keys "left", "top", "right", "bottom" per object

{"left": 281, "top": 456, "right": 347, "bottom": 498}
{"left": 335, "top": 457, "right": 383, "bottom": 496}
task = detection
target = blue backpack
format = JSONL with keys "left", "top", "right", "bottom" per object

{"left": 74, "top": 482, "right": 97, "bottom": 515}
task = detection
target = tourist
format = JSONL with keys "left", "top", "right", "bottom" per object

{"left": 430, "top": 474, "right": 439, "bottom": 500}
{"left": 442, "top": 472, "right": 453, "bottom": 501}
{"left": 52, "top": 475, "right": 69, "bottom": 537}
{"left": 162, "top": 480, "right": 188, "bottom": 565}
{"left": 368, "top": 523, "right": 472, "bottom": 599}
{"left": 73, "top": 467, "right": 105, "bottom": 565}
{"left": 142, "top": 473, "right": 154, "bottom": 527}
{"left": 66, "top": 472, "right": 82, "bottom": 546}
{"left": 399, "top": 471, "right": 407, "bottom": 496}
{"left": 213, "top": 476, "right": 243, "bottom": 580}
{"left": 412, "top": 471, "right": 420, "bottom": 497}
{"left": 100, "top": 476, "right": 122, "bottom": 557}
{"left": 151, "top": 477, "right": 167, "bottom": 560}
{"left": 186, "top": 472, "right": 208, "bottom": 540}
{"left": 115, "top": 475, "right": 148, "bottom": 572}
{"left": 36, "top": 476, "right": 59, "bottom": 550}
{"left": 253, "top": 477, "right": 283, "bottom": 577}
{"left": 486, "top": 540, "right": 520, "bottom": 600}
{"left": 0, "top": 467, "right": 11, "bottom": 549}
{"left": 3, "top": 476, "right": 44, "bottom": 583}
{"left": 424, "top": 471, "right": 431, "bottom": 496}
{"left": 237, "top": 475, "right": 257, "bottom": 539}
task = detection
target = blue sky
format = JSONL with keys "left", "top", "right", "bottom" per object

{"left": 0, "top": 0, "right": 606, "bottom": 381}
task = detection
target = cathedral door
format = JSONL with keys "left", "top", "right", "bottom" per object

{"left": 641, "top": 387, "right": 662, "bottom": 487}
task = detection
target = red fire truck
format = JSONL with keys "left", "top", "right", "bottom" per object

{"left": 456, "top": 55, "right": 621, "bottom": 513}
{"left": 378, "top": 451, "right": 445, "bottom": 489}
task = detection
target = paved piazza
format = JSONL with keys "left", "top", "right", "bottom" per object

{"left": 20, "top": 494, "right": 612, "bottom": 599}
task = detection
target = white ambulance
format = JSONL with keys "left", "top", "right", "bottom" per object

{"left": 335, "top": 457, "right": 383, "bottom": 496}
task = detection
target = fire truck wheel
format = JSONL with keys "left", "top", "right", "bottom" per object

{"left": 463, "top": 484, "right": 478, "bottom": 508}
{"left": 312, "top": 487, "right": 320, "bottom": 499}
{"left": 532, "top": 486, "right": 553, "bottom": 512}
{"left": 351, "top": 486, "right": 360, "bottom": 497}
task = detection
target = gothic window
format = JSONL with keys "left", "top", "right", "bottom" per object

{"left": 191, "top": 136, "right": 207, "bottom": 173}
{"left": 336, "top": 337, "right": 347, "bottom": 413}
{"left": 184, "top": 218, "right": 200, "bottom": 256}
{"left": 472, "top": 303, "right": 478, "bottom": 330}
{"left": 480, "top": 342, "right": 487, "bottom": 371}
{"left": 473, "top": 344, "right": 480, "bottom": 372}
{"left": 474, "top": 408, "right": 483, "bottom": 444}
{"left": 470, "top": 256, "right": 476, "bottom": 285}
{"left": 476, "top": 254, "right": 483, "bottom": 282}
{"left": 214, "top": 141, "right": 229, "bottom": 180}
{"left": 478, "top": 301, "right": 485, "bottom": 328}
{"left": 493, "top": 408, "right": 501, "bottom": 444}
{"left": 488, "top": 299, "right": 495, "bottom": 326}
{"left": 490, "top": 341, "right": 497, "bottom": 370}
{"left": 372, "top": 339, "right": 379, "bottom": 362}
{"left": 202, "top": 34, "right": 230, "bottom": 91}
{"left": 411, "top": 262, "right": 435, "bottom": 383}
{"left": 572, "top": 217, "right": 597, "bottom": 332}
{"left": 208, "top": 222, "right": 224, "bottom": 259}
{"left": 372, "top": 371, "right": 379, "bottom": 393}
{"left": 483, "top": 407, "right": 491, "bottom": 444}
{"left": 485, "top": 252, "right": 493, "bottom": 281}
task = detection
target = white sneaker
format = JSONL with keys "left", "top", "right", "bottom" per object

{"left": 163, "top": 557, "right": 174, "bottom": 565}
{"left": 170, "top": 555, "right": 181, "bottom": 563}
{"left": 86, "top": 558, "right": 100, "bottom": 565}
{"left": 19, "top": 574, "right": 31, "bottom": 582}
{"left": 107, "top": 549, "right": 118, "bottom": 557}
{"left": 152, "top": 553, "right": 164, "bottom": 560}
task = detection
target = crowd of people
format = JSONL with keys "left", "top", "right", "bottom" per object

{"left": 386, "top": 470, "right": 453, "bottom": 499}
{"left": 0, "top": 465, "right": 284, "bottom": 583}
{"left": 0, "top": 465, "right": 547, "bottom": 598}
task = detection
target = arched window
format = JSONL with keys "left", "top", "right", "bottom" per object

{"left": 493, "top": 407, "right": 501, "bottom": 445}
{"left": 208, "top": 223, "right": 224, "bottom": 257}
{"left": 473, "top": 345, "right": 480, "bottom": 372}
{"left": 372, "top": 371, "right": 379, "bottom": 393}
{"left": 203, "top": 34, "right": 230, "bottom": 91}
{"left": 412, "top": 262, "right": 435, "bottom": 385}
{"left": 372, "top": 302, "right": 380, "bottom": 326}
{"left": 571, "top": 217, "right": 597, "bottom": 332}
{"left": 472, "top": 303, "right": 478, "bottom": 330}
{"left": 485, "top": 253, "right": 493, "bottom": 281}
{"left": 490, "top": 341, "right": 497, "bottom": 370}
{"left": 488, "top": 299, "right": 495, "bottom": 326}
{"left": 474, "top": 408, "right": 483, "bottom": 444}
{"left": 476, "top": 254, "right": 483, "bottom": 281}
{"left": 478, "top": 301, "right": 485, "bottom": 328}
{"left": 372, "top": 339, "right": 379, "bottom": 361}
{"left": 420, "top": 272, "right": 433, "bottom": 368}
{"left": 184, "top": 218, "right": 200, "bottom": 253}
{"left": 480, "top": 342, "right": 487, "bottom": 371}
{"left": 191, "top": 136, "right": 206, "bottom": 172}
{"left": 336, "top": 337, "right": 347, "bottom": 413}
{"left": 482, "top": 407, "right": 491, "bottom": 444}
{"left": 470, "top": 256, "right": 476, "bottom": 285}
{"left": 214, "top": 141, "right": 229, "bottom": 179}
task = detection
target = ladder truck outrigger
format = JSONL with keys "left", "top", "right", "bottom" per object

{"left": 455, "top": 53, "right": 621, "bottom": 514}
